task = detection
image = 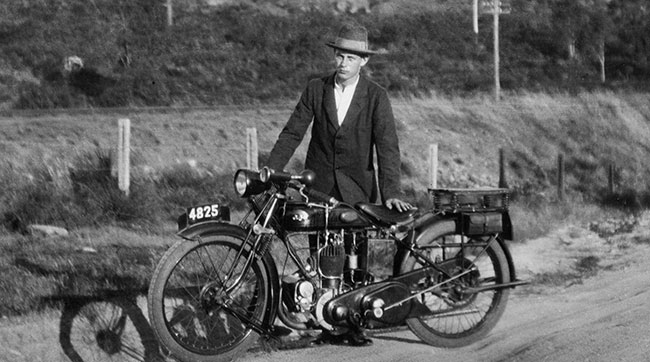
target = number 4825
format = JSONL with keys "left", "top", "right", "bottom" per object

{"left": 188, "top": 204, "right": 219, "bottom": 222}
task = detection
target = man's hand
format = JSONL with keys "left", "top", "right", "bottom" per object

{"left": 384, "top": 198, "right": 413, "bottom": 212}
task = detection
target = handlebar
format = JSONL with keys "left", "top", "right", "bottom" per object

{"left": 261, "top": 167, "right": 339, "bottom": 206}
{"left": 296, "top": 184, "right": 339, "bottom": 207}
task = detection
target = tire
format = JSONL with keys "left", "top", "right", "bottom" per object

{"left": 399, "top": 220, "right": 510, "bottom": 348}
{"left": 147, "top": 233, "right": 271, "bottom": 362}
{"left": 59, "top": 296, "right": 163, "bottom": 362}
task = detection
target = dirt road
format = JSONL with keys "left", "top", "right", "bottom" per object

{"left": 242, "top": 224, "right": 650, "bottom": 362}
{"left": 244, "top": 257, "right": 650, "bottom": 362}
{"left": 2, "top": 215, "right": 650, "bottom": 362}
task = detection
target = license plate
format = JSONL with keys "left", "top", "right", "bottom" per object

{"left": 186, "top": 203, "right": 225, "bottom": 225}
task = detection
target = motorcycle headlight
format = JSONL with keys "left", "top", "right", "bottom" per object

{"left": 233, "top": 169, "right": 268, "bottom": 197}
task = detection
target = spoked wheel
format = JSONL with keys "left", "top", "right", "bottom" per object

{"left": 59, "top": 296, "right": 163, "bottom": 362}
{"left": 399, "top": 220, "right": 511, "bottom": 348}
{"left": 147, "top": 233, "right": 271, "bottom": 362}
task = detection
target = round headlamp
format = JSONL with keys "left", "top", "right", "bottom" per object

{"left": 233, "top": 169, "right": 268, "bottom": 197}
{"left": 234, "top": 169, "right": 249, "bottom": 197}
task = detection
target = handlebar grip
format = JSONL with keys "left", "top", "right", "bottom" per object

{"left": 260, "top": 167, "right": 315, "bottom": 186}
{"left": 260, "top": 167, "right": 292, "bottom": 183}
{"left": 304, "top": 188, "right": 339, "bottom": 206}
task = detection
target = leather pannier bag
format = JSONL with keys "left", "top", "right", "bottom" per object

{"left": 462, "top": 212, "right": 503, "bottom": 235}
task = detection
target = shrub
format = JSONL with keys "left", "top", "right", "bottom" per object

{"left": 3, "top": 150, "right": 249, "bottom": 231}
{"left": 600, "top": 187, "right": 650, "bottom": 211}
{"left": 14, "top": 82, "right": 77, "bottom": 109}
{"left": 69, "top": 149, "right": 163, "bottom": 228}
{"left": 4, "top": 158, "right": 84, "bottom": 229}
{"left": 8, "top": 180, "right": 83, "bottom": 229}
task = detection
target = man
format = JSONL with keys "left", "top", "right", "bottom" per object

{"left": 266, "top": 23, "right": 412, "bottom": 346}
{"left": 267, "top": 23, "right": 411, "bottom": 212}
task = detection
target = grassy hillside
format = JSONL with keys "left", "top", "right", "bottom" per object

{"left": 3, "top": 91, "right": 650, "bottom": 200}
{"left": 3, "top": 0, "right": 650, "bottom": 109}
{"left": 2, "top": 90, "right": 650, "bottom": 315}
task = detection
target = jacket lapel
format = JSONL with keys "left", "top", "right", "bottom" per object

{"left": 323, "top": 74, "right": 339, "bottom": 131}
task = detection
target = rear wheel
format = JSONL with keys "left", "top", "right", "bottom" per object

{"left": 147, "top": 233, "right": 271, "bottom": 362}
{"left": 399, "top": 220, "right": 510, "bottom": 348}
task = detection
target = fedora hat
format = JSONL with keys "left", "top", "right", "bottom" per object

{"left": 325, "top": 24, "right": 378, "bottom": 55}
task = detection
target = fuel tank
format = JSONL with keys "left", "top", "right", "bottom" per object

{"left": 281, "top": 202, "right": 372, "bottom": 231}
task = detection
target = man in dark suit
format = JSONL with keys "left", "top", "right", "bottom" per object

{"left": 267, "top": 23, "right": 411, "bottom": 212}
{"left": 267, "top": 23, "right": 412, "bottom": 346}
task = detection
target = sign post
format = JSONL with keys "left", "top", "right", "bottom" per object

{"left": 480, "top": 0, "right": 511, "bottom": 102}
{"left": 473, "top": 0, "right": 479, "bottom": 37}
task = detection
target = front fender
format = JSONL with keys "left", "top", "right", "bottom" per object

{"left": 177, "top": 220, "right": 239, "bottom": 239}
{"left": 177, "top": 221, "right": 281, "bottom": 332}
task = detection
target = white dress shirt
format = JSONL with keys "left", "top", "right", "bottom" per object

{"left": 334, "top": 75, "right": 359, "bottom": 126}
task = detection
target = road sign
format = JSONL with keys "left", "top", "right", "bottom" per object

{"left": 480, "top": 0, "right": 511, "bottom": 14}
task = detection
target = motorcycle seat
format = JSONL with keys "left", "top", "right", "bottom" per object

{"left": 355, "top": 203, "right": 418, "bottom": 228}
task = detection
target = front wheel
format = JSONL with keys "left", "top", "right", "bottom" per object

{"left": 400, "top": 220, "right": 511, "bottom": 348}
{"left": 147, "top": 232, "right": 271, "bottom": 362}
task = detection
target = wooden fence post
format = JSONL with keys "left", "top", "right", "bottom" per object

{"left": 246, "top": 127, "right": 258, "bottom": 170}
{"left": 428, "top": 143, "right": 438, "bottom": 189}
{"left": 557, "top": 153, "right": 564, "bottom": 200}
{"left": 608, "top": 164, "right": 615, "bottom": 194}
{"left": 498, "top": 148, "right": 508, "bottom": 188}
{"left": 118, "top": 118, "right": 131, "bottom": 196}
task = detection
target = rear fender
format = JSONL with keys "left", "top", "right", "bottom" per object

{"left": 393, "top": 214, "right": 517, "bottom": 283}
{"left": 177, "top": 221, "right": 281, "bottom": 332}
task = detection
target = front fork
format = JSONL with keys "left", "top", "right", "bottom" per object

{"left": 222, "top": 196, "right": 280, "bottom": 294}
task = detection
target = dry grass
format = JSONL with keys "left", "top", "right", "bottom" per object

{"left": 3, "top": 91, "right": 650, "bottom": 195}
{"left": 0, "top": 226, "right": 175, "bottom": 316}
{"left": 4, "top": 91, "right": 650, "bottom": 223}
{"left": 2, "top": 90, "right": 650, "bottom": 315}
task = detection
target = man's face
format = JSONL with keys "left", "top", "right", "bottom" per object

{"left": 334, "top": 49, "right": 368, "bottom": 85}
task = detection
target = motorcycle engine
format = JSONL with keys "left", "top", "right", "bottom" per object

{"left": 282, "top": 230, "right": 386, "bottom": 331}
{"left": 318, "top": 242, "right": 346, "bottom": 289}
{"left": 281, "top": 231, "right": 352, "bottom": 330}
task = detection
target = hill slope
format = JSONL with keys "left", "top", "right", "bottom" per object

{"left": 2, "top": 91, "right": 650, "bottom": 203}
{"left": 2, "top": 0, "right": 650, "bottom": 109}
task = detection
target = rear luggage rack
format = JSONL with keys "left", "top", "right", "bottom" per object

{"left": 428, "top": 188, "right": 510, "bottom": 213}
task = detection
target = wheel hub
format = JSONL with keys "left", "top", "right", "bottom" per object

{"left": 443, "top": 260, "right": 480, "bottom": 306}
{"left": 199, "top": 281, "right": 228, "bottom": 312}
{"left": 96, "top": 330, "right": 122, "bottom": 355}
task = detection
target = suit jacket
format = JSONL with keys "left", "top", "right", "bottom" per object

{"left": 267, "top": 73, "right": 402, "bottom": 204}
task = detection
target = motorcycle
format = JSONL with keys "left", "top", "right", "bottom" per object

{"left": 147, "top": 167, "right": 528, "bottom": 362}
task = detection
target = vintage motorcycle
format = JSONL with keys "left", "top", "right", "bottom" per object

{"left": 147, "top": 167, "right": 527, "bottom": 362}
